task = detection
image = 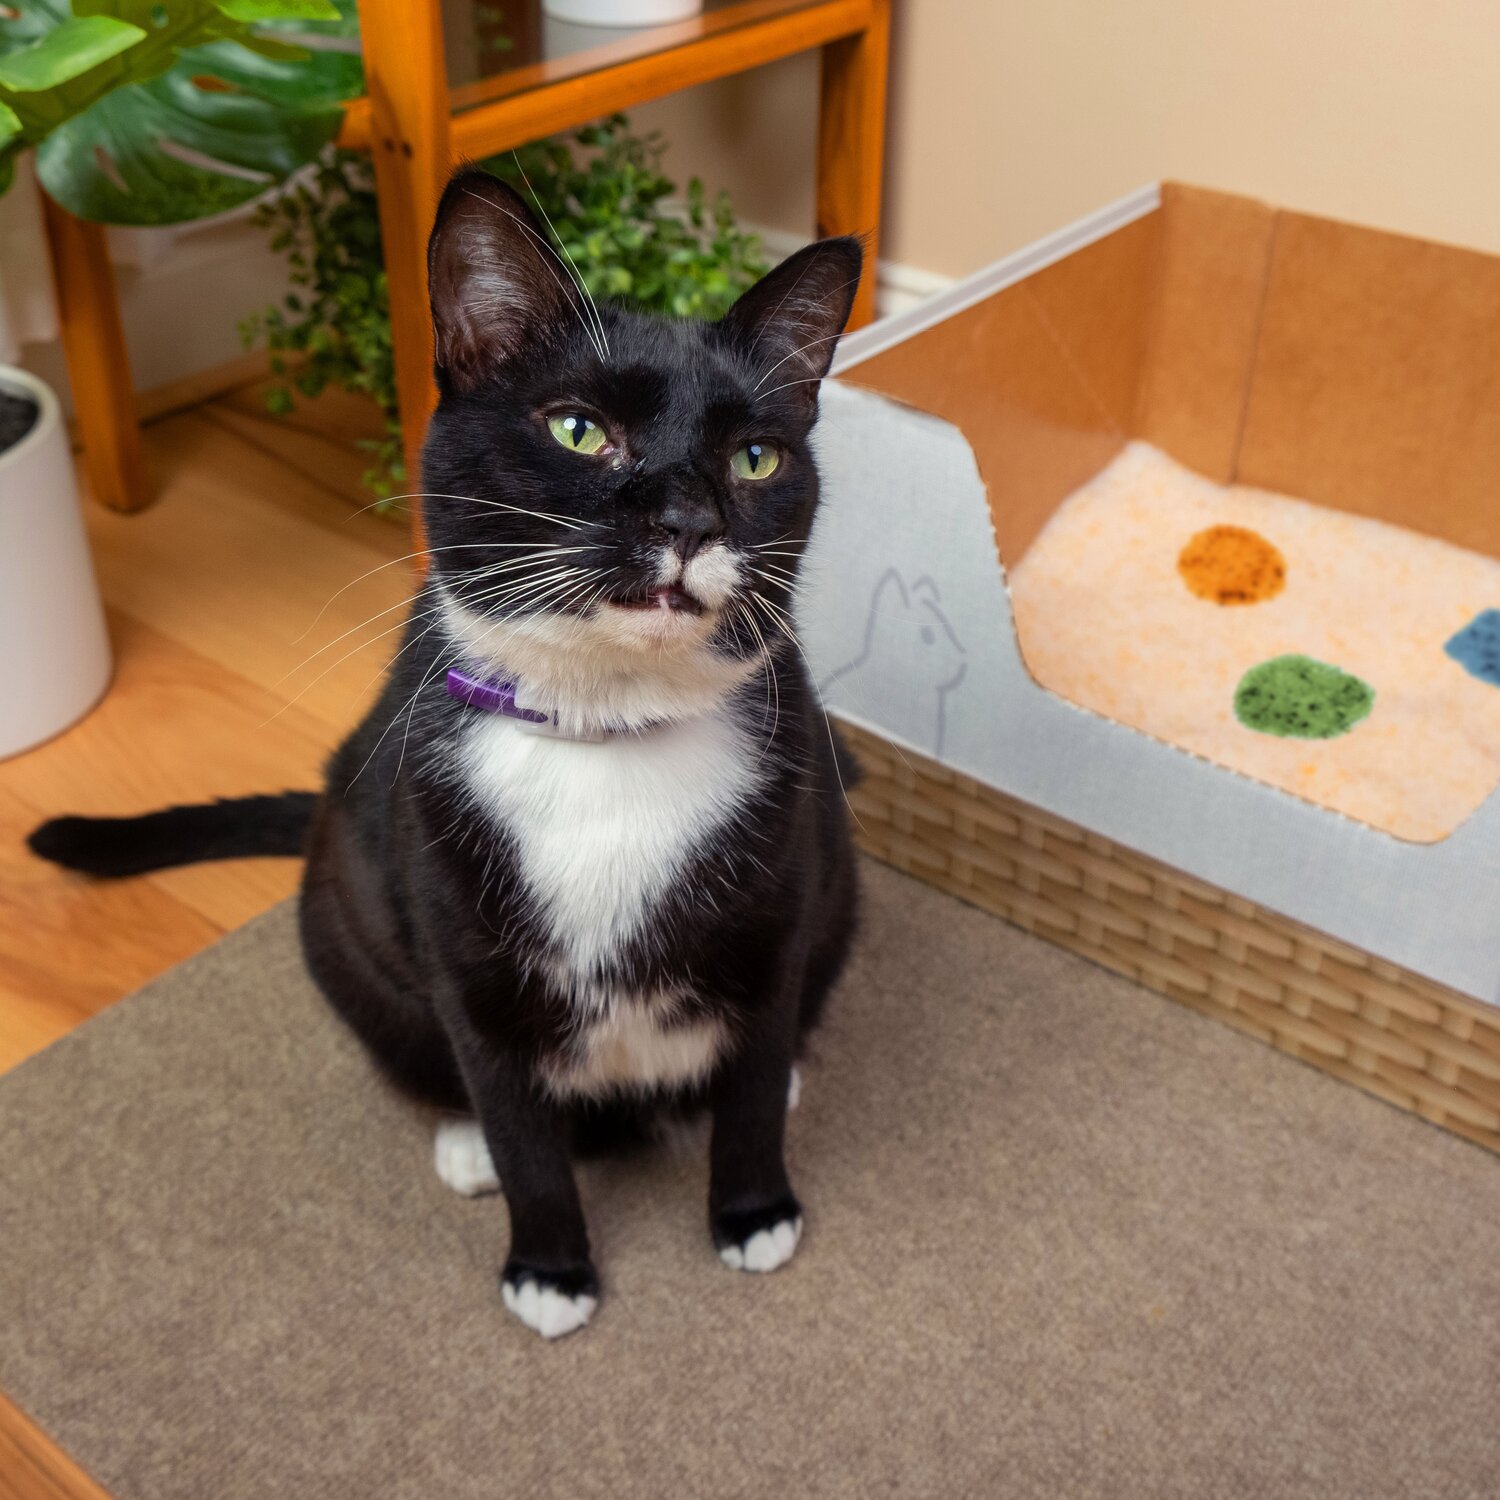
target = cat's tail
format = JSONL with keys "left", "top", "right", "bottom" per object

{"left": 27, "top": 792, "right": 318, "bottom": 878}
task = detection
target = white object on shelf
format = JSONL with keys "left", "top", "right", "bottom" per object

{"left": 541, "top": 16, "right": 649, "bottom": 55}
{"left": 0, "top": 367, "right": 112, "bottom": 759}
{"left": 541, "top": 0, "right": 703, "bottom": 27}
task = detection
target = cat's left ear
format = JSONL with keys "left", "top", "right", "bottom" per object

{"left": 722, "top": 237, "right": 863, "bottom": 411}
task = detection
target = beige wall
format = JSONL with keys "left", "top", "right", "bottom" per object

{"left": 634, "top": 50, "right": 819, "bottom": 242}
{"left": 638, "top": 0, "right": 1500, "bottom": 277}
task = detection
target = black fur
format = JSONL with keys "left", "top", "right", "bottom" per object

{"left": 29, "top": 167, "right": 864, "bottom": 1332}
{"left": 28, "top": 793, "right": 316, "bottom": 876}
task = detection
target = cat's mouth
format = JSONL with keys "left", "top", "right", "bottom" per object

{"left": 611, "top": 584, "right": 706, "bottom": 617}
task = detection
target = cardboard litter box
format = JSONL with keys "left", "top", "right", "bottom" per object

{"left": 802, "top": 183, "right": 1500, "bottom": 1152}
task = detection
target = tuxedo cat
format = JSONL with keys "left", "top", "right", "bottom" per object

{"left": 30, "top": 166, "right": 863, "bottom": 1339}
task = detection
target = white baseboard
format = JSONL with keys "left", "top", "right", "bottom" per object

{"left": 753, "top": 223, "right": 955, "bottom": 319}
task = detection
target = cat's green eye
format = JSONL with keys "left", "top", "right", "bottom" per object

{"left": 731, "top": 442, "right": 780, "bottom": 481}
{"left": 548, "top": 414, "right": 607, "bottom": 455}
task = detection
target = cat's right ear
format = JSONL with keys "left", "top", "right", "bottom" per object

{"left": 427, "top": 166, "right": 576, "bottom": 393}
{"left": 721, "top": 236, "right": 862, "bottom": 412}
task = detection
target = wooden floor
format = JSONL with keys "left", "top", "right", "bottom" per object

{"left": 0, "top": 382, "right": 410, "bottom": 1075}
{"left": 1, "top": 381, "right": 416, "bottom": 1500}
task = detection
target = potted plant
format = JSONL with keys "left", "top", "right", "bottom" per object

{"left": 0, "top": 1, "right": 360, "bottom": 754}
{"left": 0, "top": 366, "right": 111, "bottom": 757}
{"left": 0, "top": 1, "right": 360, "bottom": 221}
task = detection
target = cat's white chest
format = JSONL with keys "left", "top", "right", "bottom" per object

{"left": 460, "top": 709, "right": 757, "bottom": 975}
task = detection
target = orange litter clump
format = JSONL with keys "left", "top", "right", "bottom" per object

{"left": 1177, "top": 525, "right": 1286, "bottom": 605}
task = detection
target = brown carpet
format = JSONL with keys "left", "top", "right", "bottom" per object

{"left": 3, "top": 861, "right": 1498, "bottom": 1500}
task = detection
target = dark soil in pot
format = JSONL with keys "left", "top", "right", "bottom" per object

{"left": 0, "top": 388, "right": 40, "bottom": 457}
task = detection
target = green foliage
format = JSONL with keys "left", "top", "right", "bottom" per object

{"left": 491, "top": 115, "right": 769, "bottom": 318}
{"left": 238, "top": 149, "right": 400, "bottom": 496}
{"left": 0, "top": 0, "right": 358, "bottom": 222}
{"left": 0, "top": 15, "right": 147, "bottom": 94}
{"left": 242, "top": 116, "right": 770, "bottom": 502}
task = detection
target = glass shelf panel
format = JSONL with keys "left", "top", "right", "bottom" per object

{"left": 441, "top": 0, "right": 828, "bottom": 110}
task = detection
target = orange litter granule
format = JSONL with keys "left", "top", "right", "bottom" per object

{"left": 1177, "top": 525, "right": 1286, "bottom": 605}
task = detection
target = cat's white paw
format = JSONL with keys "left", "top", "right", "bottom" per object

{"left": 501, "top": 1276, "right": 597, "bottom": 1339}
{"left": 787, "top": 1065, "right": 802, "bottom": 1111}
{"left": 433, "top": 1117, "right": 500, "bottom": 1196}
{"left": 719, "top": 1215, "right": 803, "bottom": 1273}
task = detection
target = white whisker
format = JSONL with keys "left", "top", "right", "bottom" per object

{"left": 461, "top": 566, "right": 589, "bottom": 617}
{"left": 510, "top": 154, "right": 610, "bottom": 361}
{"left": 291, "top": 541, "right": 589, "bottom": 646}
{"left": 747, "top": 589, "right": 867, "bottom": 835}
{"left": 347, "top": 491, "right": 595, "bottom": 530}
{"left": 461, "top": 187, "right": 607, "bottom": 365}
{"left": 287, "top": 546, "right": 587, "bottom": 669}
{"left": 752, "top": 331, "right": 843, "bottom": 391}
{"left": 750, "top": 565, "right": 797, "bottom": 589}
{"left": 733, "top": 597, "right": 780, "bottom": 768}
{"left": 753, "top": 376, "right": 829, "bottom": 403}
{"left": 748, "top": 257, "right": 815, "bottom": 365}
{"left": 349, "top": 641, "right": 452, "bottom": 793}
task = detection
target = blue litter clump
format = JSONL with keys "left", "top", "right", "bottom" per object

{"left": 1444, "top": 609, "right": 1500, "bottom": 689}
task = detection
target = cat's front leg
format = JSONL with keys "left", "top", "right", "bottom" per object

{"left": 708, "top": 993, "right": 804, "bottom": 1275}
{"left": 453, "top": 1040, "right": 598, "bottom": 1339}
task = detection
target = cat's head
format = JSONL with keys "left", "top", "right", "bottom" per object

{"left": 420, "top": 166, "right": 860, "bottom": 697}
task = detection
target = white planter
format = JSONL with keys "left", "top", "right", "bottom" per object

{"left": 541, "top": 0, "right": 703, "bottom": 27}
{"left": 0, "top": 366, "right": 112, "bottom": 759}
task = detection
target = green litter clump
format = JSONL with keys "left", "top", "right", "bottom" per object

{"left": 1234, "top": 655, "right": 1375, "bottom": 739}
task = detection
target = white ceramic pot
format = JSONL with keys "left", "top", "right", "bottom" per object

{"left": 0, "top": 366, "right": 112, "bottom": 759}
{"left": 541, "top": 0, "right": 703, "bottom": 27}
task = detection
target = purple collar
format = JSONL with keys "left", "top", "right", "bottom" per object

{"left": 445, "top": 667, "right": 634, "bottom": 742}
{"left": 445, "top": 667, "right": 550, "bottom": 725}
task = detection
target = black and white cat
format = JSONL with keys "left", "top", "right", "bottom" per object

{"left": 30, "top": 166, "right": 863, "bottom": 1339}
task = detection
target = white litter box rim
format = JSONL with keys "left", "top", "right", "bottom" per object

{"left": 833, "top": 183, "right": 1162, "bottom": 375}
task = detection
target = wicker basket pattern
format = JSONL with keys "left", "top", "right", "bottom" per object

{"left": 838, "top": 720, "right": 1500, "bottom": 1155}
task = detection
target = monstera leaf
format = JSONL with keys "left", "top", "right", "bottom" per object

{"left": 0, "top": 0, "right": 362, "bottom": 224}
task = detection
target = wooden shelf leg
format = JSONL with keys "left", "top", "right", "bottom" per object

{"left": 816, "top": 0, "right": 891, "bottom": 331}
{"left": 39, "top": 194, "right": 149, "bottom": 513}
{"left": 360, "top": 0, "right": 454, "bottom": 555}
